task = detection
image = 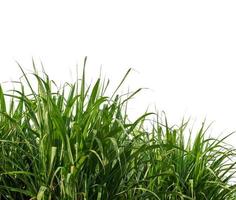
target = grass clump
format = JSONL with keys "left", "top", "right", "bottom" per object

{"left": 0, "top": 58, "right": 236, "bottom": 199}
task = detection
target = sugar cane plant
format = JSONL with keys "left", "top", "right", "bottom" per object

{"left": 0, "top": 57, "right": 236, "bottom": 199}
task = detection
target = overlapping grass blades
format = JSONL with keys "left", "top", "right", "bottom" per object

{"left": 0, "top": 58, "right": 236, "bottom": 199}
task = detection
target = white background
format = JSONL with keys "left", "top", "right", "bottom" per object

{"left": 0, "top": 0, "right": 236, "bottom": 145}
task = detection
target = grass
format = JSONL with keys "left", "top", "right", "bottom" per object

{"left": 0, "top": 57, "right": 236, "bottom": 199}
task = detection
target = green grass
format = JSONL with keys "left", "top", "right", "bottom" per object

{"left": 0, "top": 57, "right": 236, "bottom": 199}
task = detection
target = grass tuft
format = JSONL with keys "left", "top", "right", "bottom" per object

{"left": 0, "top": 59, "right": 236, "bottom": 199}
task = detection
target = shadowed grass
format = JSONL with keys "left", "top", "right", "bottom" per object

{"left": 0, "top": 58, "right": 236, "bottom": 199}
